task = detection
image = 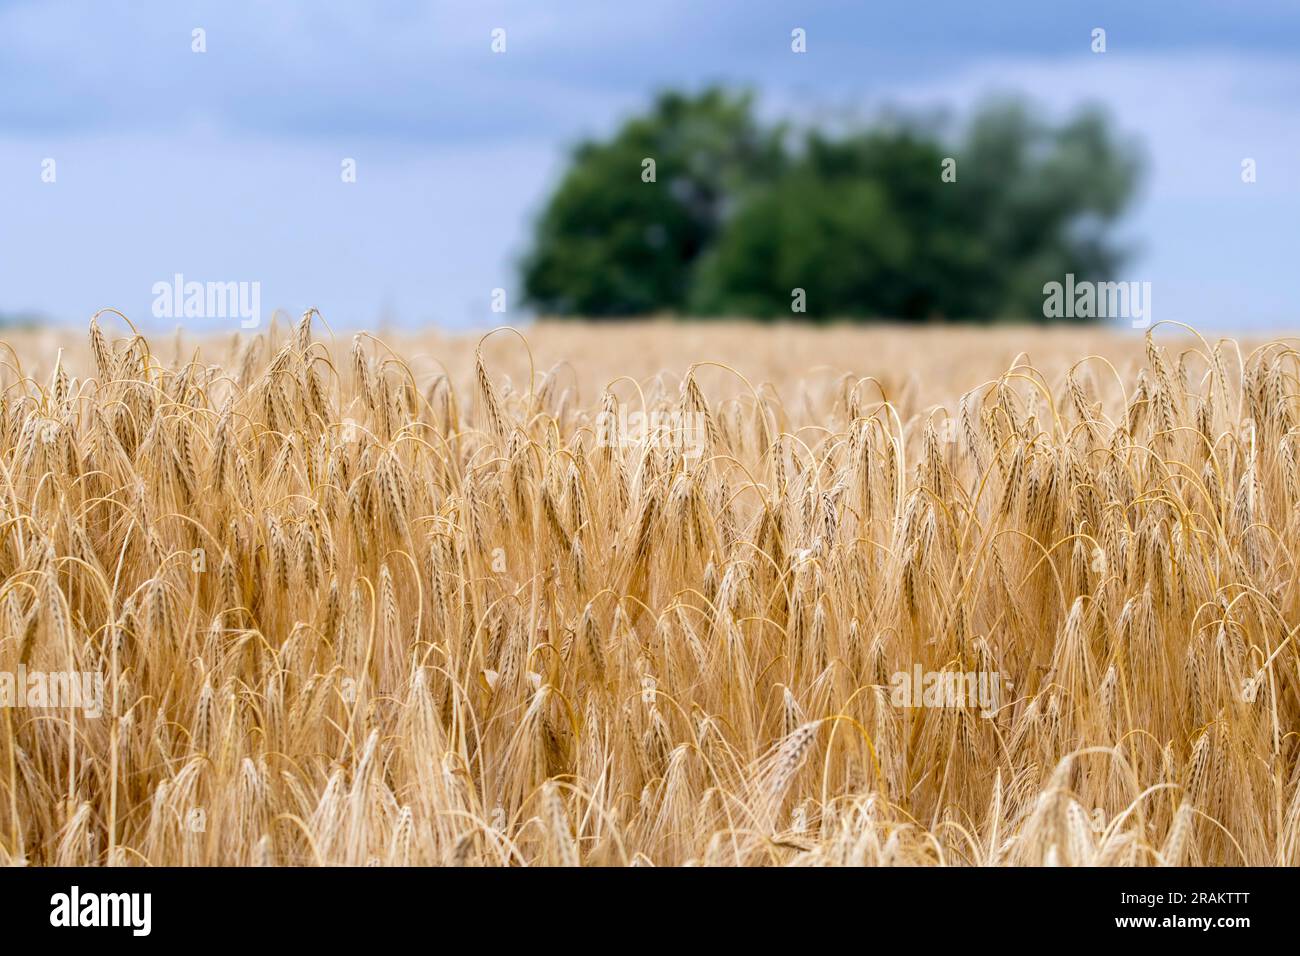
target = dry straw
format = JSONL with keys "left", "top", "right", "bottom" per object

{"left": 0, "top": 313, "right": 1295, "bottom": 866}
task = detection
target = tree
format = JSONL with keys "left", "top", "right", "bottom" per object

{"left": 522, "top": 92, "right": 1143, "bottom": 321}
{"left": 689, "top": 127, "right": 937, "bottom": 319}
{"left": 520, "top": 88, "right": 784, "bottom": 317}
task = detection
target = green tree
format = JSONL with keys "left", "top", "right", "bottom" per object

{"left": 523, "top": 92, "right": 1142, "bottom": 321}
{"left": 695, "top": 100, "right": 1142, "bottom": 320}
{"left": 520, "top": 88, "right": 784, "bottom": 317}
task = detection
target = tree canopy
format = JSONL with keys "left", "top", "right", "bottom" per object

{"left": 521, "top": 88, "right": 1142, "bottom": 321}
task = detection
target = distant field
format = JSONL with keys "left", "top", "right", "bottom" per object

{"left": 2, "top": 316, "right": 1298, "bottom": 865}
{"left": 7, "top": 318, "right": 1262, "bottom": 415}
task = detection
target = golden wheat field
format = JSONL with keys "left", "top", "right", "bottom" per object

{"left": 1, "top": 312, "right": 1299, "bottom": 867}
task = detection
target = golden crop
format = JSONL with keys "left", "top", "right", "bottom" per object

{"left": 1, "top": 312, "right": 1297, "bottom": 866}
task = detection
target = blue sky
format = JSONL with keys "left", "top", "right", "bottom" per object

{"left": 1, "top": 0, "right": 1298, "bottom": 331}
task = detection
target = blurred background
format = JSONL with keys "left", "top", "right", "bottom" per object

{"left": 0, "top": 0, "right": 1297, "bottom": 332}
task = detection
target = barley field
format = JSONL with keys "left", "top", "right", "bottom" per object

{"left": 2, "top": 312, "right": 1298, "bottom": 866}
